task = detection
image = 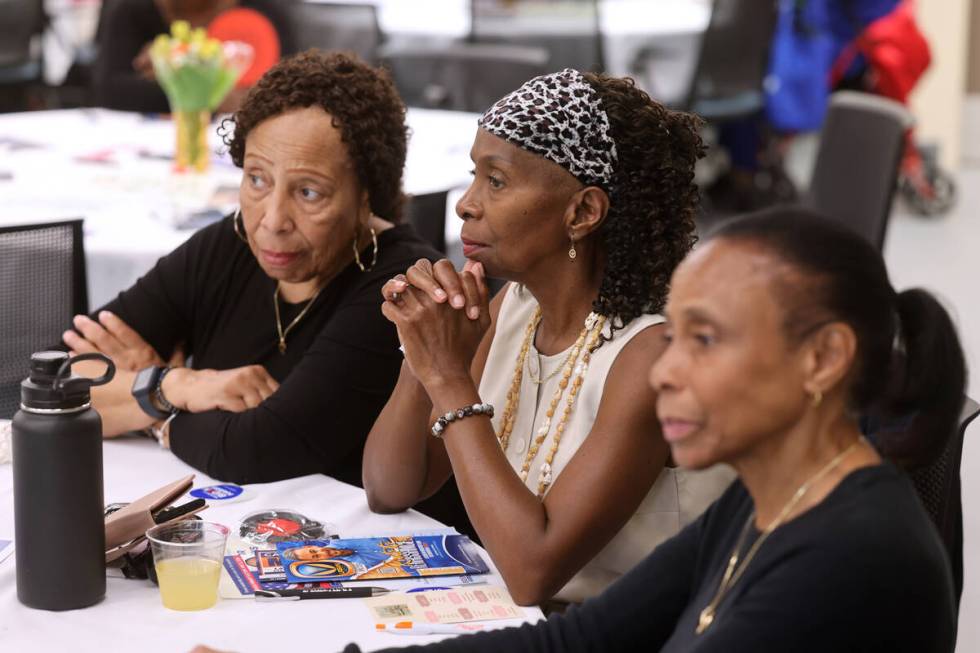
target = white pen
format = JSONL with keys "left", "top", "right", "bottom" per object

{"left": 376, "top": 622, "right": 487, "bottom": 636}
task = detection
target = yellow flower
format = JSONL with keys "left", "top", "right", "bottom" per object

{"left": 199, "top": 38, "right": 221, "bottom": 60}
{"left": 190, "top": 27, "right": 208, "bottom": 46}
{"left": 171, "top": 20, "right": 191, "bottom": 42}
{"left": 151, "top": 34, "right": 170, "bottom": 56}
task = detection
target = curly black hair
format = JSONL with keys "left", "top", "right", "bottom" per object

{"left": 582, "top": 72, "right": 704, "bottom": 343}
{"left": 222, "top": 50, "right": 408, "bottom": 221}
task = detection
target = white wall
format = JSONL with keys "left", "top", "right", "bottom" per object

{"left": 909, "top": 0, "right": 972, "bottom": 170}
{"left": 970, "top": 0, "right": 980, "bottom": 94}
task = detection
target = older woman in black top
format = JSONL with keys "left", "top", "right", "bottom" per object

{"left": 63, "top": 52, "right": 462, "bottom": 518}
{"left": 335, "top": 208, "right": 962, "bottom": 652}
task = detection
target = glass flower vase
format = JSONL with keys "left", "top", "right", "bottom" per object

{"left": 174, "top": 109, "right": 211, "bottom": 173}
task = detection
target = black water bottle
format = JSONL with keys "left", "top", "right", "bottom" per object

{"left": 12, "top": 351, "right": 115, "bottom": 610}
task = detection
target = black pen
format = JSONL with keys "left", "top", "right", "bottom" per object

{"left": 255, "top": 586, "right": 391, "bottom": 601}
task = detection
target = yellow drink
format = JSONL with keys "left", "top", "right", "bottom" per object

{"left": 155, "top": 557, "right": 222, "bottom": 611}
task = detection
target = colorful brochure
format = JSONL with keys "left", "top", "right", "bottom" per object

{"left": 277, "top": 534, "right": 489, "bottom": 583}
{"left": 255, "top": 549, "right": 286, "bottom": 582}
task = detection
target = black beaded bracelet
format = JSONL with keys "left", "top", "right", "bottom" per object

{"left": 154, "top": 366, "right": 177, "bottom": 414}
{"left": 431, "top": 403, "right": 495, "bottom": 438}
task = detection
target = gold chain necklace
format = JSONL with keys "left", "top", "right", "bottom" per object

{"left": 526, "top": 340, "right": 580, "bottom": 385}
{"left": 496, "top": 307, "right": 606, "bottom": 497}
{"left": 696, "top": 436, "right": 865, "bottom": 635}
{"left": 273, "top": 282, "right": 324, "bottom": 354}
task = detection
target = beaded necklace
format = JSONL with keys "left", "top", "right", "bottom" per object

{"left": 496, "top": 307, "right": 607, "bottom": 498}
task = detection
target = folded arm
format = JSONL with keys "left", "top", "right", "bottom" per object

{"left": 168, "top": 299, "right": 404, "bottom": 485}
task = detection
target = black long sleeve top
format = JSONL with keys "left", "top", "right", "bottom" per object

{"left": 92, "top": 0, "right": 296, "bottom": 113}
{"left": 349, "top": 463, "right": 955, "bottom": 653}
{"left": 99, "top": 216, "right": 429, "bottom": 486}
{"left": 96, "top": 216, "right": 474, "bottom": 536}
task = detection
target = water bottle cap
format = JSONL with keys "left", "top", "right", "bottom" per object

{"left": 30, "top": 351, "right": 70, "bottom": 380}
{"left": 20, "top": 351, "right": 116, "bottom": 412}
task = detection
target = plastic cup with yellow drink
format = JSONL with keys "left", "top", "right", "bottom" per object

{"left": 146, "top": 521, "right": 229, "bottom": 611}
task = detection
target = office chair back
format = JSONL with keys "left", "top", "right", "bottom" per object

{"left": 382, "top": 42, "right": 548, "bottom": 113}
{"left": 908, "top": 396, "right": 980, "bottom": 609}
{"left": 804, "top": 91, "right": 912, "bottom": 250}
{"left": 686, "top": 0, "right": 779, "bottom": 120}
{"left": 471, "top": 0, "right": 603, "bottom": 72}
{"left": 288, "top": 2, "right": 382, "bottom": 64}
{"left": 405, "top": 191, "right": 449, "bottom": 253}
{"left": 0, "top": 220, "right": 88, "bottom": 418}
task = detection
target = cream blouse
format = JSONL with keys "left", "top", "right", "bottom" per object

{"left": 478, "top": 284, "right": 735, "bottom": 602}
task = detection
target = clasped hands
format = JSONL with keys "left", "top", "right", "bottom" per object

{"left": 381, "top": 259, "right": 491, "bottom": 392}
{"left": 63, "top": 311, "right": 278, "bottom": 414}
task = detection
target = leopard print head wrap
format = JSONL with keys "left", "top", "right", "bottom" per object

{"left": 478, "top": 68, "right": 618, "bottom": 188}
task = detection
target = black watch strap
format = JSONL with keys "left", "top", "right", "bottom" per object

{"left": 132, "top": 366, "right": 170, "bottom": 420}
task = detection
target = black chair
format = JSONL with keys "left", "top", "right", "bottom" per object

{"left": 804, "top": 91, "right": 913, "bottom": 250}
{"left": 288, "top": 2, "right": 382, "bottom": 64}
{"left": 470, "top": 0, "right": 603, "bottom": 73}
{"left": 631, "top": 0, "right": 778, "bottom": 121}
{"left": 0, "top": 220, "right": 88, "bottom": 418}
{"left": 405, "top": 191, "right": 450, "bottom": 253}
{"left": 907, "top": 396, "right": 980, "bottom": 610}
{"left": 380, "top": 41, "right": 548, "bottom": 113}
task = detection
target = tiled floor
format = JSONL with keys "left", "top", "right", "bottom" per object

{"left": 882, "top": 152, "right": 979, "bottom": 652}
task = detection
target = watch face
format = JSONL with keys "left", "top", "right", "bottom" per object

{"left": 134, "top": 367, "right": 154, "bottom": 393}
{"left": 133, "top": 366, "right": 160, "bottom": 395}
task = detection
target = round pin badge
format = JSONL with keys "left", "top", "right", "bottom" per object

{"left": 189, "top": 483, "right": 251, "bottom": 504}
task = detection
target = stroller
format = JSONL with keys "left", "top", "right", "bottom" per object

{"left": 830, "top": 0, "right": 956, "bottom": 216}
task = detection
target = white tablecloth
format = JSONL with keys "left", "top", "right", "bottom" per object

{"left": 0, "top": 108, "right": 478, "bottom": 309}
{"left": 0, "top": 434, "right": 542, "bottom": 652}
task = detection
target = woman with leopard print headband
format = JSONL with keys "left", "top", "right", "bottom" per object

{"left": 363, "top": 69, "right": 734, "bottom": 606}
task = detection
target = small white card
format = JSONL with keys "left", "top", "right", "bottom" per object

{"left": 365, "top": 585, "right": 524, "bottom": 625}
{"left": 0, "top": 419, "right": 12, "bottom": 465}
{"left": 0, "top": 539, "right": 14, "bottom": 565}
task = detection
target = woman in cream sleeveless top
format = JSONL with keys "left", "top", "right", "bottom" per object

{"left": 365, "top": 68, "right": 733, "bottom": 606}
{"left": 481, "top": 284, "right": 734, "bottom": 602}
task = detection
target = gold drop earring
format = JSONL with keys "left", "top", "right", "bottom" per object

{"left": 568, "top": 238, "right": 577, "bottom": 260}
{"left": 810, "top": 389, "right": 823, "bottom": 408}
{"left": 353, "top": 225, "right": 379, "bottom": 272}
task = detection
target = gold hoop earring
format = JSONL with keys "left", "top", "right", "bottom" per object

{"left": 233, "top": 209, "right": 248, "bottom": 244}
{"left": 568, "top": 239, "right": 577, "bottom": 260}
{"left": 353, "top": 227, "right": 379, "bottom": 272}
{"left": 810, "top": 389, "right": 823, "bottom": 408}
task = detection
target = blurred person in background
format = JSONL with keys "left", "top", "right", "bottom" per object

{"left": 92, "top": 0, "right": 295, "bottom": 113}
{"left": 707, "top": 0, "right": 905, "bottom": 213}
